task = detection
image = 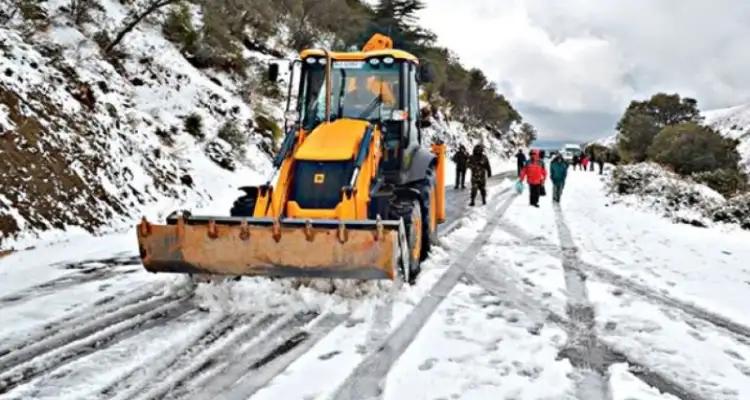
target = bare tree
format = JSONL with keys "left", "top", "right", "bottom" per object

{"left": 69, "top": 0, "right": 95, "bottom": 24}
{"left": 104, "top": 0, "right": 178, "bottom": 53}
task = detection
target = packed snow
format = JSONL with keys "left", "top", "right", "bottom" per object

{"left": 2, "top": 169, "right": 750, "bottom": 399}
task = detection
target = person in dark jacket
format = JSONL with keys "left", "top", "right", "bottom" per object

{"left": 468, "top": 144, "right": 492, "bottom": 206}
{"left": 515, "top": 149, "right": 527, "bottom": 177}
{"left": 519, "top": 149, "right": 547, "bottom": 207}
{"left": 589, "top": 154, "right": 596, "bottom": 171}
{"left": 452, "top": 145, "right": 469, "bottom": 189}
{"left": 550, "top": 154, "right": 569, "bottom": 203}
{"left": 572, "top": 155, "right": 580, "bottom": 170}
{"left": 597, "top": 156, "right": 605, "bottom": 175}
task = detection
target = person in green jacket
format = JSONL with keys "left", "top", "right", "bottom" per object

{"left": 550, "top": 154, "right": 569, "bottom": 203}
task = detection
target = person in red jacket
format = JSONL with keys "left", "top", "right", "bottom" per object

{"left": 519, "top": 149, "right": 547, "bottom": 207}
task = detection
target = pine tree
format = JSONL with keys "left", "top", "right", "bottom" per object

{"left": 365, "top": 0, "right": 435, "bottom": 52}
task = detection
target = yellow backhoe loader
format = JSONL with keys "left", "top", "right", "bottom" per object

{"left": 137, "top": 34, "right": 445, "bottom": 283}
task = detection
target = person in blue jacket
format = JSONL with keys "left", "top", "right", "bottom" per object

{"left": 550, "top": 154, "right": 569, "bottom": 203}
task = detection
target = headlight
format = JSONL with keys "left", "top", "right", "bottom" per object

{"left": 318, "top": 58, "right": 327, "bottom": 65}
{"left": 368, "top": 58, "right": 381, "bottom": 66}
{"left": 305, "top": 57, "right": 316, "bottom": 64}
{"left": 383, "top": 57, "right": 394, "bottom": 65}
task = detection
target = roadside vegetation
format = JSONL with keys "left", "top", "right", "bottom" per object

{"left": 608, "top": 93, "right": 749, "bottom": 229}
{"left": 158, "top": 0, "right": 525, "bottom": 137}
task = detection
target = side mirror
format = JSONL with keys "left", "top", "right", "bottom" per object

{"left": 418, "top": 63, "right": 434, "bottom": 83}
{"left": 268, "top": 63, "right": 279, "bottom": 83}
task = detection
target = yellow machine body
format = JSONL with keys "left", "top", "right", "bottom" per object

{"left": 137, "top": 35, "right": 445, "bottom": 281}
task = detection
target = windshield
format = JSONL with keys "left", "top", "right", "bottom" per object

{"left": 300, "top": 60, "right": 401, "bottom": 129}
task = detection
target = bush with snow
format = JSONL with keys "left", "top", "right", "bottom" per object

{"left": 712, "top": 194, "right": 750, "bottom": 230}
{"left": 609, "top": 163, "right": 725, "bottom": 227}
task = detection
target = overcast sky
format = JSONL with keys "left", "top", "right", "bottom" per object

{"left": 418, "top": 0, "right": 750, "bottom": 142}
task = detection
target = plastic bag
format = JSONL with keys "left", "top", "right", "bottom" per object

{"left": 540, "top": 184, "right": 547, "bottom": 196}
{"left": 514, "top": 180, "right": 524, "bottom": 194}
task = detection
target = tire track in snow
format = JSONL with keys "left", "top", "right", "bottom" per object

{"left": 498, "top": 220, "right": 750, "bottom": 344}
{"left": 556, "top": 207, "right": 713, "bottom": 400}
{"left": 553, "top": 204, "right": 613, "bottom": 400}
{"left": 0, "top": 284, "right": 183, "bottom": 366}
{"left": 99, "top": 312, "right": 237, "bottom": 399}
{"left": 161, "top": 311, "right": 319, "bottom": 400}
{"left": 123, "top": 312, "right": 283, "bottom": 400}
{"left": 222, "top": 312, "right": 348, "bottom": 400}
{"left": 0, "top": 294, "right": 194, "bottom": 395}
{"left": 358, "top": 174, "right": 515, "bottom": 357}
{"left": 464, "top": 213, "right": 709, "bottom": 400}
{"left": 0, "top": 268, "right": 138, "bottom": 308}
{"left": 0, "top": 256, "right": 141, "bottom": 307}
{"left": 331, "top": 190, "right": 517, "bottom": 400}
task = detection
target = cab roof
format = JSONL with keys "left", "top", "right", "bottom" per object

{"left": 299, "top": 49, "right": 419, "bottom": 63}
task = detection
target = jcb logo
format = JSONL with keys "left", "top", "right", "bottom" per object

{"left": 314, "top": 173, "right": 325, "bottom": 184}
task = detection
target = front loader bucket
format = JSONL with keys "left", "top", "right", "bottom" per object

{"left": 137, "top": 215, "right": 406, "bottom": 280}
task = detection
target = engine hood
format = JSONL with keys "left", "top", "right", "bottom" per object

{"left": 294, "top": 119, "right": 370, "bottom": 161}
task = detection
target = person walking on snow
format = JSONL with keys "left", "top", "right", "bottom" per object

{"left": 589, "top": 154, "right": 596, "bottom": 171}
{"left": 452, "top": 145, "right": 469, "bottom": 189}
{"left": 581, "top": 154, "right": 589, "bottom": 171}
{"left": 597, "top": 156, "right": 605, "bottom": 175}
{"left": 469, "top": 144, "right": 492, "bottom": 206}
{"left": 515, "top": 149, "right": 527, "bottom": 177}
{"left": 550, "top": 154, "right": 569, "bottom": 203}
{"left": 519, "top": 149, "right": 547, "bottom": 207}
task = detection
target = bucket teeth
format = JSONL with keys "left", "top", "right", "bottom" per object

{"left": 207, "top": 219, "right": 218, "bottom": 239}
{"left": 239, "top": 219, "right": 250, "bottom": 240}
{"left": 305, "top": 219, "right": 314, "bottom": 241}
{"left": 272, "top": 218, "right": 282, "bottom": 242}
{"left": 375, "top": 214, "right": 384, "bottom": 241}
{"left": 176, "top": 214, "right": 185, "bottom": 238}
{"left": 337, "top": 220, "right": 348, "bottom": 243}
{"left": 139, "top": 217, "right": 152, "bottom": 237}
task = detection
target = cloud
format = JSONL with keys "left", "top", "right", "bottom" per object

{"left": 419, "top": 0, "right": 750, "bottom": 140}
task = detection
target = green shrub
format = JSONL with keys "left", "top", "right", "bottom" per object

{"left": 162, "top": 2, "right": 198, "bottom": 53}
{"left": 616, "top": 93, "right": 701, "bottom": 163}
{"left": 20, "top": 1, "right": 47, "bottom": 21}
{"left": 647, "top": 122, "right": 742, "bottom": 175}
{"left": 217, "top": 120, "right": 246, "bottom": 155}
{"left": 184, "top": 113, "right": 204, "bottom": 138}
{"left": 692, "top": 169, "right": 748, "bottom": 198}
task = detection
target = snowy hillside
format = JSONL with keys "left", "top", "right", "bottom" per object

{"left": 0, "top": 0, "right": 278, "bottom": 251}
{"left": 0, "top": 1, "right": 526, "bottom": 252}
{"left": 705, "top": 103, "right": 750, "bottom": 171}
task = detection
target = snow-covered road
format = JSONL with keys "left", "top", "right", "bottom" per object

{"left": 1, "top": 170, "right": 749, "bottom": 400}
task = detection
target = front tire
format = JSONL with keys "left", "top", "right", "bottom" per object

{"left": 391, "top": 198, "right": 423, "bottom": 284}
{"left": 230, "top": 192, "right": 257, "bottom": 217}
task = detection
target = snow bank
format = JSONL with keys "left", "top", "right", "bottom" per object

{"left": 608, "top": 163, "right": 725, "bottom": 227}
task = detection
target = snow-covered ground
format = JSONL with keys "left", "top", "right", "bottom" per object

{"left": 2, "top": 170, "right": 750, "bottom": 399}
